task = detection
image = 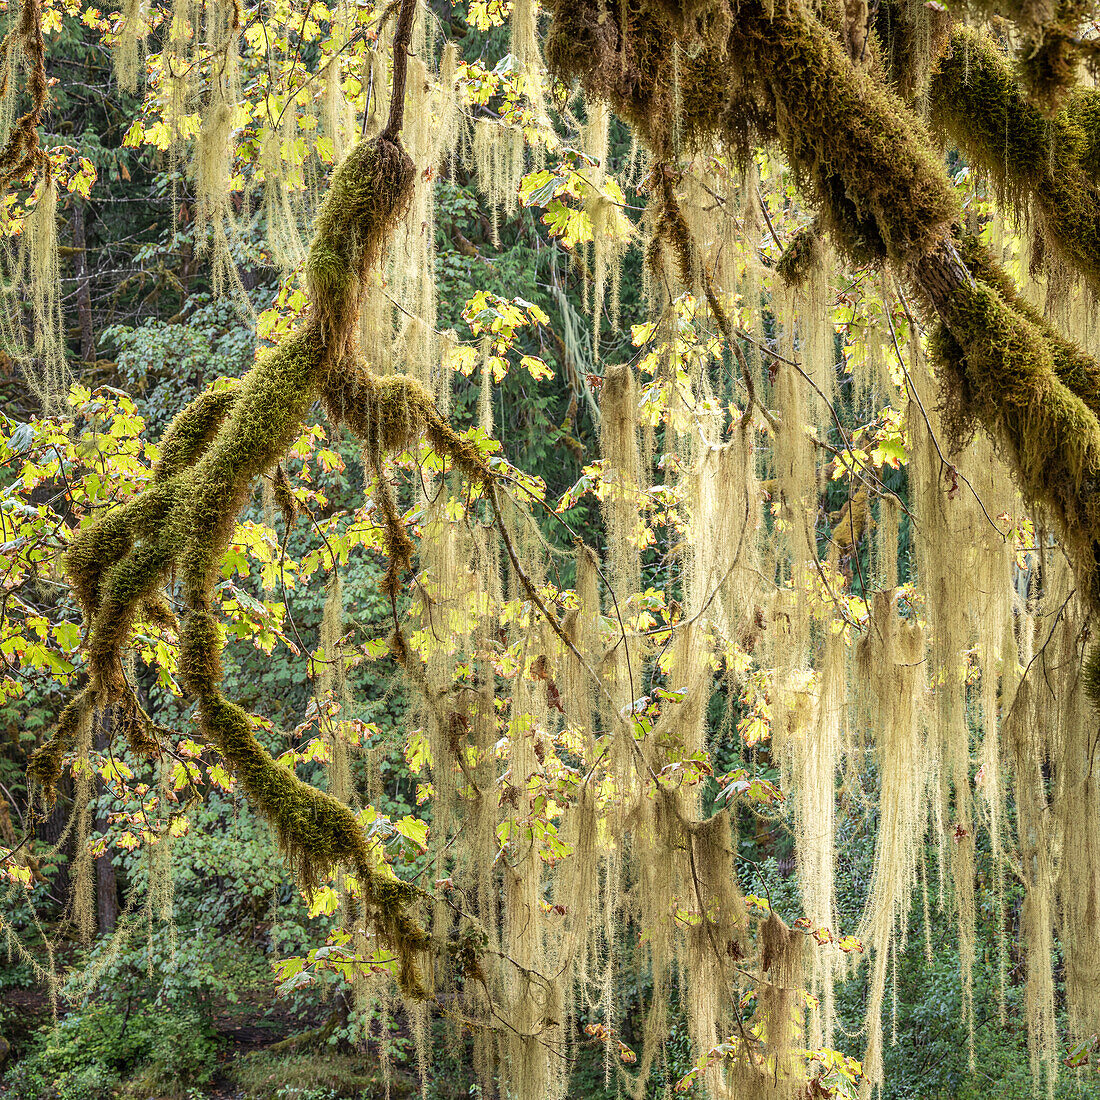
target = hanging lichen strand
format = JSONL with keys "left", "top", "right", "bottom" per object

{"left": 190, "top": 0, "right": 245, "bottom": 300}
{"left": 358, "top": 0, "right": 1100, "bottom": 1089}
{"left": 384, "top": 33, "right": 461, "bottom": 384}
{"left": 853, "top": 591, "right": 929, "bottom": 1094}
{"left": 0, "top": 0, "right": 69, "bottom": 408}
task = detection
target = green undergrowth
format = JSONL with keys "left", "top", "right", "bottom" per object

{"left": 229, "top": 1050, "right": 417, "bottom": 1100}
{"left": 1, "top": 1001, "right": 218, "bottom": 1100}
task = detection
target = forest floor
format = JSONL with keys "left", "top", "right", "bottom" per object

{"left": 0, "top": 984, "right": 421, "bottom": 1100}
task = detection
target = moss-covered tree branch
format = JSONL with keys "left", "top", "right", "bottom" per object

{"left": 930, "top": 26, "right": 1100, "bottom": 294}
{"left": 25, "top": 0, "right": 501, "bottom": 991}
{"left": 543, "top": 0, "right": 1100, "bottom": 614}
{"left": 948, "top": 0, "right": 1096, "bottom": 108}
{"left": 28, "top": 132, "right": 438, "bottom": 993}
{"left": 917, "top": 234, "right": 1100, "bottom": 595}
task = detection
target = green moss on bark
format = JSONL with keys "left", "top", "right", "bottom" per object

{"left": 195, "top": 686, "right": 430, "bottom": 992}
{"left": 28, "top": 685, "right": 88, "bottom": 802}
{"left": 307, "top": 136, "right": 415, "bottom": 352}
{"left": 544, "top": 0, "right": 958, "bottom": 266}
{"left": 175, "top": 331, "right": 324, "bottom": 607}
{"left": 1084, "top": 642, "right": 1100, "bottom": 705}
{"left": 930, "top": 269, "right": 1100, "bottom": 600}
{"left": 953, "top": 231, "right": 1100, "bottom": 422}
{"left": 545, "top": 0, "right": 1100, "bottom": 618}
{"left": 320, "top": 360, "right": 497, "bottom": 614}
{"left": 775, "top": 222, "right": 823, "bottom": 288}
{"left": 44, "top": 135, "right": 434, "bottom": 994}
{"left": 931, "top": 27, "right": 1100, "bottom": 294}
{"left": 155, "top": 381, "right": 241, "bottom": 482}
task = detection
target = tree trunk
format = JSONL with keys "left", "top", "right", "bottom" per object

{"left": 71, "top": 201, "right": 94, "bottom": 364}
{"left": 0, "top": 787, "right": 38, "bottom": 877}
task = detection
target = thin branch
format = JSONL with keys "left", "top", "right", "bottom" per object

{"left": 383, "top": 0, "right": 418, "bottom": 140}
{"left": 756, "top": 186, "right": 784, "bottom": 253}
{"left": 880, "top": 283, "right": 1007, "bottom": 540}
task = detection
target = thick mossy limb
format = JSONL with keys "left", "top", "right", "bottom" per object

{"left": 321, "top": 359, "right": 495, "bottom": 487}
{"left": 873, "top": 0, "right": 951, "bottom": 100}
{"left": 66, "top": 384, "right": 237, "bottom": 623}
{"left": 950, "top": 0, "right": 1097, "bottom": 110}
{"left": 154, "top": 381, "right": 241, "bottom": 482}
{"left": 545, "top": 0, "right": 1100, "bottom": 620}
{"left": 64, "top": 504, "right": 137, "bottom": 618}
{"left": 198, "top": 688, "right": 367, "bottom": 885}
{"left": 322, "top": 363, "right": 495, "bottom": 606}
{"left": 544, "top": 0, "right": 958, "bottom": 266}
{"left": 204, "top": 690, "right": 431, "bottom": 989}
{"left": 171, "top": 136, "right": 416, "bottom": 607}
{"left": 182, "top": 610, "right": 430, "bottom": 992}
{"left": 1017, "top": 22, "right": 1092, "bottom": 113}
{"left": 725, "top": 0, "right": 958, "bottom": 264}
{"left": 954, "top": 231, "right": 1100, "bottom": 422}
{"left": 47, "top": 134, "right": 431, "bottom": 988}
{"left": 644, "top": 0, "right": 731, "bottom": 44}
{"left": 322, "top": 362, "right": 432, "bottom": 461}
{"left": 81, "top": 485, "right": 175, "bottom": 689}
{"left": 306, "top": 136, "right": 415, "bottom": 355}
{"left": 930, "top": 27, "right": 1100, "bottom": 293}
{"left": 138, "top": 595, "right": 178, "bottom": 632}
{"left": 171, "top": 140, "right": 416, "bottom": 607}
{"left": 63, "top": 480, "right": 175, "bottom": 655}
{"left": 87, "top": 537, "right": 175, "bottom": 697}
{"left": 175, "top": 330, "right": 324, "bottom": 607}
{"left": 929, "top": 276, "right": 1100, "bottom": 602}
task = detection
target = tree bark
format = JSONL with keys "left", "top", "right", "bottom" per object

{"left": 71, "top": 200, "right": 94, "bottom": 365}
